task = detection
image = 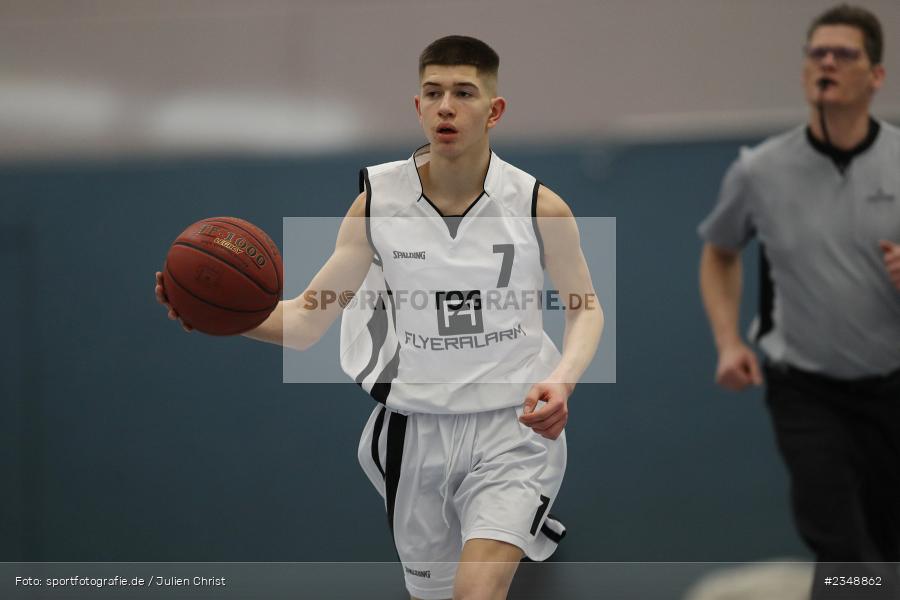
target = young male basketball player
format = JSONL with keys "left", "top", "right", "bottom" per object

{"left": 156, "top": 36, "right": 603, "bottom": 600}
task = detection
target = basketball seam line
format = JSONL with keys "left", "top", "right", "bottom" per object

{"left": 202, "top": 217, "right": 282, "bottom": 293}
{"left": 172, "top": 241, "right": 279, "bottom": 296}
{"left": 165, "top": 263, "right": 278, "bottom": 315}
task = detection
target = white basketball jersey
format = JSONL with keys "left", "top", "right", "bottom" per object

{"left": 340, "top": 145, "right": 561, "bottom": 413}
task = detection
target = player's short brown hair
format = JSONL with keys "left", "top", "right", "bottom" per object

{"left": 807, "top": 4, "right": 883, "bottom": 64}
{"left": 418, "top": 36, "right": 500, "bottom": 79}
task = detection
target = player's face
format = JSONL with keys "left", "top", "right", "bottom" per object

{"left": 415, "top": 65, "right": 505, "bottom": 158}
{"left": 803, "top": 25, "right": 884, "bottom": 110}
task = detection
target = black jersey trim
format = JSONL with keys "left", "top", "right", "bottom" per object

{"left": 757, "top": 244, "right": 775, "bottom": 342}
{"left": 369, "top": 279, "right": 400, "bottom": 404}
{"left": 385, "top": 411, "right": 408, "bottom": 535}
{"left": 805, "top": 117, "right": 880, "bottom": 173}
{"left": 355, "top": 167, "right": 390, "bottom": 394}
{"left": 411, "top": 145, "right": 493, "bottom": 239}
{"left": 419, "top": 192, "right": 487, "bottom": 239}
{"left": 531, "top": 181, "right": 546, "bottom": 269}
{"left": 354, "top": 295, "right": 389, "bottom": 387}
{"left": 360, "top": 168, "right": 380, "bottom": 263}
{"left": 370, "top": 405, "right": 387, "bottom": 479}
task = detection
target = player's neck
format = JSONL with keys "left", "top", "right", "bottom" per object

{"left": 419, "top": 143, "right": 491, "bottom": 214}
{"left": 808, "top": 105, "right": 872, "bottom": 150}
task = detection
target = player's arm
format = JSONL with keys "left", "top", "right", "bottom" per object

{"left": 242, "top": 192, "right": 373, "bottom": 350}
{"left": 520, "top": 185, "right": 604, "bottom": 439}
{"left": 537, "top": 186, "right": 604, "bottom": 388}
{"left": 699, "top": 242, "right": 762, "bottom": 390}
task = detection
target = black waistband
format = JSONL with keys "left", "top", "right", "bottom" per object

{"left": 765, "top": 361, "right": 900, "bottom": 393}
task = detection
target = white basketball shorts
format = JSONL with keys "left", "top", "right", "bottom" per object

{"left": 357, "top": 403, "right": 567, "bottom": 600}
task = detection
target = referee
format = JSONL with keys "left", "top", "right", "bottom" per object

{"left": 698, "top": 5, "right": 900, "bottom": 599}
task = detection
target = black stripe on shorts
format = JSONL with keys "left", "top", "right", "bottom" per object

{"left": 530, "top": 494, "right": 551, "bottom": 536}
{"left": 384, "top": 412, "right": 408, "bottom": 534}
{"left": 370, "top": 406, "right": 386, "bottom": 479}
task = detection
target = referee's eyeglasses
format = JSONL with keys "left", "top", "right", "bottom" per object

{"left": 804, "top": 45, "right": 863, "bottom": 64}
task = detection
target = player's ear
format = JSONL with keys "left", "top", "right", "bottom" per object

{"left": 871, "top": 63, "right": 886, "bottom": 91}
{"left": 487, "top": 96, "right": 506, "bottom": 130}
{"left": 414, "top": 95, "right": 423, "bottom": 120}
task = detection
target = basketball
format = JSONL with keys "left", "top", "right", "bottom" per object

{"left": 163, "top": 217, "right": 283, "bottom": 335}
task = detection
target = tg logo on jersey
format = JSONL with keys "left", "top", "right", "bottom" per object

{"left": 435, "top": 290, "right": 483, "bottom": 335}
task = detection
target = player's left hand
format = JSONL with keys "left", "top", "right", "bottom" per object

{"left": 880, "top": 240, "right": 900, "bottom": 292}
{"left": 519, "top": 382, "right": 570, "bottom": 440}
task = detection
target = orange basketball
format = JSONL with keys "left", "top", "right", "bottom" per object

{"left": 163, "top": 217, "right": 283, "bottom": 335}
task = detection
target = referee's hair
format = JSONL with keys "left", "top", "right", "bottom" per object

{"left": 807, "top": 4, "right": 883, "bottom": 65}
{"left": 418, "top": 36, "right": 500, "bottom": 79}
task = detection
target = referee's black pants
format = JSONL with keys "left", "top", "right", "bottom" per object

{"left": 765, "top": 363, "right": 900, "bottom": 599}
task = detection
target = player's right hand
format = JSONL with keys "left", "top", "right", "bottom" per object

{"left": 715, "top": 342, "right": 762, "bottom": 391}
{"left": 155, "top": 271, "right": 193, "bottom": 332}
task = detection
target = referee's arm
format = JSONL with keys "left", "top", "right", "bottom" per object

{"left": 699, "top": 242, "right": 762, "bottom": 390}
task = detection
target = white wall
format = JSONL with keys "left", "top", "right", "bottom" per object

{"left": 1, "top": 0, "right": 898, "bottom": 159}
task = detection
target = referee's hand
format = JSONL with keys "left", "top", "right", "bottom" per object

{"left": 879, "top": 240, "right": 900, "bottom": 292}
{"left": 715, "top": 343, "right": 763, "bottom": 391}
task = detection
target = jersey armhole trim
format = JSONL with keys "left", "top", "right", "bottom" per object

{"left": 531, "top": 180, "right": 546, "bottom": 269}
{"left": 360, "top": 167, "right": 382, "bottom": 266}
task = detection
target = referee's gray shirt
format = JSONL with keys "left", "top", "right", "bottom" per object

{"left": 699, "top": 120, "right": 900, "bottom": 379}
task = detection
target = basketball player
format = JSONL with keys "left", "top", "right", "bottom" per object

{"left": 157, "top": 36, "right": 603, "bottom": 600}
